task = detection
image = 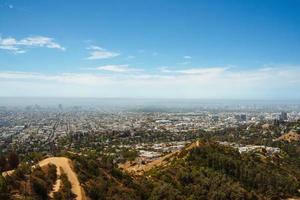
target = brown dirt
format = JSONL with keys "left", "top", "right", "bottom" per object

{"left": 38, "top": 157, "right": 87, "bottom": 200}
{"left": 277, "top": 131, "right": 300, "bottom": 142}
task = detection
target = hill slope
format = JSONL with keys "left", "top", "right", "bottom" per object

{"left": 38, "top": 157, "right": 86, "bottom": 200}
{"left": 2, "top": 140, "right": 300, "bottom": 200}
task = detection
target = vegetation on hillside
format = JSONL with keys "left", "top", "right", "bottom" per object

{"left": 67, "top": 139, "right": 300, "bottom": 200}
{"left": 2, "top": 163, "right": 57, "bottom": 199}
{"left": 53, "top": 169, "right": 76, "bottom": 200}
{"left": 1, "top": 120, "right": 300, "bottom": 200}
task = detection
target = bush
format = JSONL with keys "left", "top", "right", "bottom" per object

{"left": 30, "top": 175, "right": 48, "bottom": 199}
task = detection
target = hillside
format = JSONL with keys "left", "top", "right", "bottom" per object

{"left": 59, "top": 140, "right": 300, "bottom": 199}
{"left": 277, "top": 131, "right": 300, "bottom": 142}
{"left": 1, "top": 139, "right": 300, "bottom": 200}
{"left": 144, "top": 140, "right": 300, "bottom": 199}
{"left": 38, "top": 157, "right": 86, "bottom": 200}
{"left": 0, "top": 157, "right": 84, "bottom": 200}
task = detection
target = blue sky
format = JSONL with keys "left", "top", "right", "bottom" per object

{"left": 0, "top": 0, "right": 300, "bottom": 99}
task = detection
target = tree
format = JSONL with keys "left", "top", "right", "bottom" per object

{"left": 8, "top": 151, "right": 19, "bottom": 169}
{"left": 53, "top": 173, "right": 76, "bottom": 200}
{"left": 30, "top": 175, "right": 48, "bottom": 199}
{"left": 149, "top": 182, "right": 182, "bottom": 200}
{"left": 47, "top": 164, "right": 57, "bottom": 183}
{"left": 0, "top": 175, "right": 8, "bottom": 199}
{"left": 0, "top": 155, "right": 6, "bottom": 172}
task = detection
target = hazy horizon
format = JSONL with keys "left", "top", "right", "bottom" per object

{"left": 0, "top": 97, "right": 299, "bottom": 108}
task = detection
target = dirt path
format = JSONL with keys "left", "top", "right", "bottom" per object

{"left": 2, "top": 157, "right": 86, "bottom": 200}
{"left": 38, "top": 157, "right": 86, "bottom": 200}
{"left": 1, "top": 169, "right": 14, "bottom": 177}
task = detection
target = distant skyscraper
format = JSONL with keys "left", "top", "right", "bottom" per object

{"left": 240, "top": 114, "right": 247, "bottom": 121}
{"left": 212, "top": 115, "right": 219, "bottom": 122}
{"left": 235, "top": 114, "right": 246, "bottom": 122}
{"left": 280, "top": 111, "right": 288, "bottom": 121}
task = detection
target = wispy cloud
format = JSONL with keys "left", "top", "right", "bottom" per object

{"left": 177, "top": 67, "right": 227, "bottom": 75}
{"left": 96, "top": 65, "right": 131, "bottom": 73}
{"left": 97, "top": 65, "right": 143, "bottom": 73}
{"left": 0, "top": 71, "right": 111, "bottom": 86}
{"left": 0, "top": 66, "right": 299, "bottom": 98}
{"left": 159, "top": 66, "right": 228, "bottom": 75}
{"left": 86, "top": 45, "right": 120, "bottom": 60}
{"left": 0, "top": 36, "right": 65, "bottom": 54}
{"left": 159, "top": 66, "right": 172, "bottom": 73}
{"left": 183, "top": 55, "right": 192, "bottom": 59}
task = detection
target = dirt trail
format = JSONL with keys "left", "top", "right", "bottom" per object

{"left": 38, "top": 157, "right": 86, "bottom": 200}
{"left": 1, "top": 169, "right": 14, "bottom": 177}
{"left": 2, "top": 157, "right": 86, "bottom": 200}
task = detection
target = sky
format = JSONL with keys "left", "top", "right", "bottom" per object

{"left": 0, "top": 0, "right": 300, "bottom": 99}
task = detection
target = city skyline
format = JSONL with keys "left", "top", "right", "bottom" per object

{"left": 1, "top": 0, "right": 300, "bottom": 99}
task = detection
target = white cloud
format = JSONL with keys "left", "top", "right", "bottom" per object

{"left": 94, "top": 65, "right": 143, "bottom": 73}
{"left": 177, "top": 67, "right": 227, "bottom": 75}
{"left": 0, "top": 71, "right": 111, "bottom": 86}
{"left": 160, "top": 66, "right": 227, "bottom": 75}
{"left": 18, "top": 36, "right": 65, "bottom": 50}
{"left": 183, "top": 56, "right": 192, "bottom": 59}
{"left": 86, "top": 45, "right": 119, "bottom": 60}
{"left": 96, "top": 65, "right": 130, "bottom": 73}
{"left": 0, "top": 66, "right": 299, "bottom": 99}
{"left": 0, "top": 45, "right": 26, "bottom": 54}
{"left": 87, "top": 45, "right": 104, "bottom": 50}
{"left": 0, "top": 36, "right": 65, "bottom": 54}
{"left": 159, "top": 66, "right": 172, "bottom": 73}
